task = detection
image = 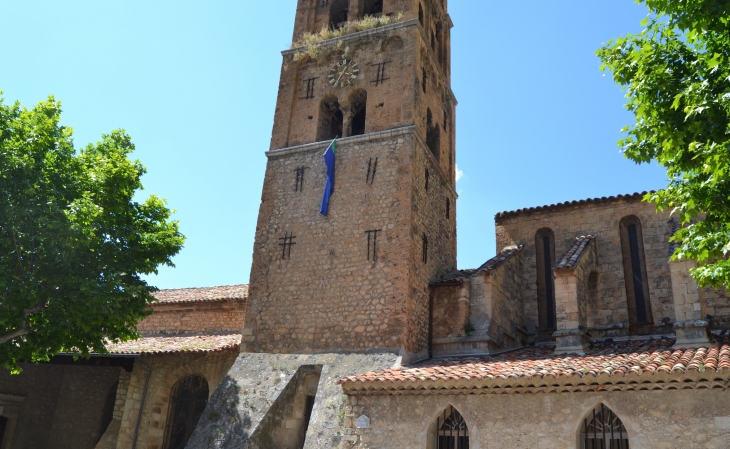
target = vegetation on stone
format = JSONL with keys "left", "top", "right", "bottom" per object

{"left": 0, "top": 93, "right": 184, "bottom": 372}
{"left": 598, "top": 0, "right": 730, "bottom": 287}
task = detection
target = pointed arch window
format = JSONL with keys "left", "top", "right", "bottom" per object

{"left": 163, "top": 376, "right": 209, "bottom": 449}
{"left": 581, "top": 404, "right": 629, "bottom": 449}
{"left": 436, "top": 406, "right": 469, "bottom": 449}
{"left": 619, "top": 216, "right": 653, "bottom": 325}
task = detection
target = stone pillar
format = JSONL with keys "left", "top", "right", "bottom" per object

{"left": 342, "top": 106, "right": 353, "bottom": 138}
{"left": 670, "top": 260, "right": 711, "bottom": 347}
{"left": 552, "top": 236, "right": 597, "bottom": 354}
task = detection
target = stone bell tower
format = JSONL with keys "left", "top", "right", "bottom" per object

{"left": 242, "top": 0, "right": 457, "bottom": 363}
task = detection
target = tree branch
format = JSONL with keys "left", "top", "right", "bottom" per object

{"left": 0, "top": 326, "right": 28, "bottom": 345}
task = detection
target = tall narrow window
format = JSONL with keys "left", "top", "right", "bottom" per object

{"left": 425, "top": 169, "right": 430, "bottom": 191}
{"left": 317, "top": 96, "right": 343, "bottom": 141}
{"left": 436, "top": 406, "right": 469, "bottom": 449}
{"left": 423, "top": 234, "right": 428, "bottom": 263}
{"left": 0, "top": 416, "right": 7, "bottom": 446}
{"left": 98, "top": 381, "right": 118, "bottom": 440}
{"left": 349, "top": 89, "right": 368, "bottom": 136}
{"left": 163, "top": 376, "right": 209, "bottom": 449}
{"left": 446, "top": 198, "right": 450, "bottom": 219}
{"left": 419, "top": 3, "right": 424, "bottom": 26}
{"left": 422, "top": 67, "right": 428, "bottom": 92}
{"left": 620, "top": 216, "right": 653, "bottom": 325}
{"left": 535, "top": 228, "right": 556, "bottom": 332}
{"left": 580, "top": 404, "right": 629, "bottom": 449}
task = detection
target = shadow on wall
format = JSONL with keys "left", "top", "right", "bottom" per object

{"left": 186, "top": 377, "right": 248, "bottom": 447}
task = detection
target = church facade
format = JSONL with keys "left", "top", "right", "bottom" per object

{"left": 2, "top": 0, "right": 730, "bottom": 448}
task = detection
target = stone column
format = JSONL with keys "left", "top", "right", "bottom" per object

{"left": 670, "top": 259, "right": 711, "bottom": 347}
{"left": 341, "top": 106, "right": 353, "bottom": 138}
{"left": 552, "top": 236, "right": 597, "bottom": 354}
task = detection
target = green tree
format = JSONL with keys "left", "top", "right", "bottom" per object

{"left": 0, "top": 94, "right": 184, "bottom": 372}
{"left": 598, "top": 0, "right": 730, "bottom": 287}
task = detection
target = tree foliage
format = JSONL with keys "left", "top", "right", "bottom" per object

{"left": 0, "top": 94, "right": 184, "bottom": 372}
{"left": 598, "top": 0, "right": 730, "bottom": 287}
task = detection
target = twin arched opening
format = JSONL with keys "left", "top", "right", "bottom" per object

{"left": 316, "top": 90, "right": 368, "bottom": 142}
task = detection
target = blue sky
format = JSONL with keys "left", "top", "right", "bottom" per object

{"left": 0, "top": 1, "right": 666, "bottom": 289}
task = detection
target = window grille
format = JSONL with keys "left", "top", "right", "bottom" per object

{"left": 163, "top": 376, "right": 209, "bottom": 449}
{"left": 436, "top": 406, "right": 469, "bottom": 449}
{"left": 581, "top": 404, "right": 629, "bottom": 449}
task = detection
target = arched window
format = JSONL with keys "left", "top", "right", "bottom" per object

{"left": 317, "top": 96, "right": 343, "bottom": 141}
{"left": 535, "top": 228, "right": 556, "bottom": 332}
{"left": 364, "top": 0, "right": 383, "bottom": 16}
{"left": 436, "top": 406, "right": 469, "bottom": 449}
{"left": 163, "top": 376, "right": 209, "bottom": 449}
{"left": 330, "top": 0, "right": 349, "bottom": 28}
{"left": 619, "top": 216, "right": 653, "bottom": 325}
{"left": 349, "top": 89, "right": 367, "bottom": 136}
{"left": 580, "top": 404, "right": 629, "bottom": 449}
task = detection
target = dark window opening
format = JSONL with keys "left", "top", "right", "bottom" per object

{"left": 422, "top": 68, "right": 428, "bottom": 93}
{"left": 425, "top": 168, "right": 430, "bottom": 191}
{"left": 303, "top": 395, "right": 316, "bottom": 436}
{"left": 162, "top": 376, "right": 209, "bottom": 449}
{"left": 330, "top": 0, "right": 349, "bottom": 28}
{"left": 365, "top": 0, "right": 383, "bottom": 16}
{"left": 0, "top": 416, "right": 8, "bottom": 447}
{"left": 349, "top": 89, "right": 368, "bottom": 136}
{"left": 431, "top": 31, "right": 436, "bottom": 50}
{"left": 446, "top": 198, "right": 450, "bottom": 219}
{"left": 418, "top": 3, "right": 424, "bottom": 26}
{"left": 581, "top": 404, "right": 629, "bottom": 449}
{"left": 98, "top": 381, "right": 118, "bottom": 441}
{"left": 620, "top": 216, "right": 653, "bottom": 326}
{"left": 317, "top": 96, "right": 343, "bottom": 141}
{"left": 427, "top": 124, "right": 441, "bottom": 162}
{"left": 423, "top": 234, "right": 428, "bottom": 263}
{"left": 536, "top": 228, "right": 556, "bottom": 332}
{"left": 436, "top": 406, "right": 469, "bottom": 449}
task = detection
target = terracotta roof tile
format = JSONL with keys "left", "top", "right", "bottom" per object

{"left": 152, "top": 284, "right": 248, "bottom": 304}
{"left": 432, "top": 246, "right": 523, "bottom": 285}
{"left": 338, "top": 337, "right": 730, "bottom": 387}
{"left": 555, "top": 235, "right": 595, "bottom": 270}
{"left": 106, "top": 332, "right": 241, "bottom": 354}
{"left": 496, "top": 192, "right": 654, "bottom": 221}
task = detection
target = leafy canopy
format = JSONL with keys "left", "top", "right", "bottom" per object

{"left": 598, "top": 0, "right": 730, "bottom": 287}
{"left": 0, "top": 94, "right": 184, "bottom": 372}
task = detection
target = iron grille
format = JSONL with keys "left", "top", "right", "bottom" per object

{"left": 581, "top": 404, "right": 629, "bottom": 449}
{"left": 436, "top": 406, "right": 469, "bottom": 449}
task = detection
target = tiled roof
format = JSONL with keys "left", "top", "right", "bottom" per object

{"left": 152, "top": 284, "right": 248, "bottom": 304}
{"left": 554, "top": 235, "right": 595, "bottom": 270}
{"left": 106, "top": 332, "right": 241, "bottom": 354}
{"left": 496, "top": 192, "right": 653, "bottom": 221}
{"left": 338, "top": 337, "right": 730, "bottom": 390}
{"left": 432, "top": 246, "right": 523, "bottom": 285}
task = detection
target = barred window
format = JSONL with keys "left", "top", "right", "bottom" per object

{"left": 436, "top": 406, "right": 469, "bottom": 449}
{"left": 163, "top": 376, "right": 209, "bottom": 449}
{"left": 581, "top": 404, "right": 629, "bottom": 449}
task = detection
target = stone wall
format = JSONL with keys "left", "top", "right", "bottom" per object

{"left": 185, "top": 352, "right": 400, "bottom": 449}
{"left": 244, "top": 128, "right": 456, "bottom": 359}
{"left": 481, "top": 253, "right": 525, "bottom": 348}
{"left": 342, "top": 389, "right": 730, "bottom": 448}
{"left": 0, "top": 363, "right": 122, "bottom": 449}
{"left": 114, "top": 349, "right": 238, "bottom": 449}
{"left": 496, "top": 197, "right": 677, "bottom": 336}
{"left": 136, "top": 299, "right": 245, "bottom": 334}
{"left": 432, "top": 284, "right": 468, "bottom": 340}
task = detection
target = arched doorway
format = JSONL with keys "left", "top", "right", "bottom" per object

{"left": 580, "top": 404, "right": 629, "bottom": 448}
{"left": 162, "top": 376, "right": 209, "bottom": 449}
{"left": 436, "top": 406, "right": 469, "bottom": 449}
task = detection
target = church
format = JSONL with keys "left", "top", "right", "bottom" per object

{"left": 2, "top": 0, "right": 730, "bottom": 448}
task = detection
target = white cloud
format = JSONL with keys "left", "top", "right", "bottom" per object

{"left": 455, "top": 164, "right": 464, "bottom": 182}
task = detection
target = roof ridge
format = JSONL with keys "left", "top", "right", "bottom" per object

{"left": 496, "top": 191, "right": 654, "bottom": 220}
{"left": 554, "top": 235, "right": 596, "bottom": 270}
